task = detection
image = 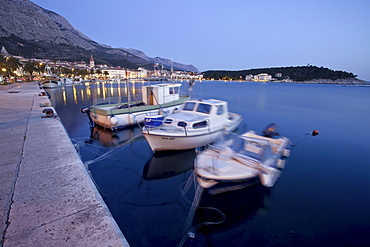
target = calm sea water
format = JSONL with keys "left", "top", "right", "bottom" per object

{"left": 46, "top": 80, "right": 370, "bottom": 247}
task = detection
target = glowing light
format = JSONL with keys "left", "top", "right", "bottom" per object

{"left": 62, "top": 90, "right": 67, "bottom": 105}
{"left": 73, "top": 86, "right": 78, "bottom": 104}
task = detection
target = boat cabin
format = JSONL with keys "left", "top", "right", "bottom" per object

{"left": 161, "top": 99, "right": 231, "bottom": 130}
{"left": 142, "top": 83, "right": 181, "bottom": 105}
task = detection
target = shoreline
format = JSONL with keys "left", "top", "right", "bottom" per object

{"left": 274, "top": 78, "right": 369, "bottom": 85}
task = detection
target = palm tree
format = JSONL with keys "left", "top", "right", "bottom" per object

{"left": 36, "top": 63, "right": 46, "bottom": 76}
{"left": 6, "top": 57, "right": 22, "bottom": 82}
{"left": 23, "top": 61, "right": 37, "bottom": 81}
{"left": 103, "top": 71, "right": 109, "bottom": 79}
{"left": 96, "top": 69, "right": 102, "bottom": 78}
{"left": 0, "top": 55, "right": 6, "bottom": 77}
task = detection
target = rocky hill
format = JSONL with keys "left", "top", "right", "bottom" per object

{"left": 0, "top": 0, "right": 198, "bottom": 72}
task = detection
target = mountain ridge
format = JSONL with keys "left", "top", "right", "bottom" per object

{"left": 0, "top": 0, "right": 199, "bottom": 72}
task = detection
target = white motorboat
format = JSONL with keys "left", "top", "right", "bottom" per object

{"left": 41, "top": 79, "right": 59, "bottom": 88}
{"left": 194, "top": 124, "right": 291, "bottom": 189}
{"left": 142, "top": 99, "right": 243, "bottom": 152}
{"left": 82, "top": 82, "right": 189, "bottom": 130}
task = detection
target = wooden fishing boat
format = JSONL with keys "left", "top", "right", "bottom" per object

{"left": 82, "top": 82, "right": 189, "bottom": 130}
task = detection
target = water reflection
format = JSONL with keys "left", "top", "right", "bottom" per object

{"left": 88, "top": 125, "right": 142, "bottom": 147}
{"left": 143, "top": 150, "right": 195, "bottom": 180}
{"left": 196, "top": 184, "right": 271, "bottom": 230}
{"left": 46, "top": 81, "right": 370, "bottom": 247}
{"left": 49, "top": 80, "right": 146, "bottom": 107}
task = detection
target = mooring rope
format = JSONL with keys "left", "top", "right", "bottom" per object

{"left": 178, "top": 172, "right": 227, "bottom": 247}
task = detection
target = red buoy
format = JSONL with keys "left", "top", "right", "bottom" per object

{"left": 311, "top": 130, "right": 319, "bottom": 136}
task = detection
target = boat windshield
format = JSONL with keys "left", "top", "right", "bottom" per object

{"left": 183, "top": 102, "right": 196, "bottom": 111}
{"left": 196, "top": 103, "right": 211, "bottom": 114}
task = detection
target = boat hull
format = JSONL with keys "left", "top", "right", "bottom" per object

{"left": 42, "top": 80, "right": 58, "bottom": 88}
{"left": 143, "top": 114, "right": 242, "bottom": 152}
{"left": 90, "top": 98, "right": 188, "bottom": 130}
{"left": 143, "top": 130, "right": 223, "bottom": 152}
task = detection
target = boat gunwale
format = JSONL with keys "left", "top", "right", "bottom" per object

{"left": 90, "top": 97, "right": 189, "bottom": 116}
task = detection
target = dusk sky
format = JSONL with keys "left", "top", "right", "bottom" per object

{"left": 31, "top": 0, "right": 370, "bottom": 81}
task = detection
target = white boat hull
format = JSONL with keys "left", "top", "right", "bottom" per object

{"left": 91, "top": 103, "right": 184, "bottom": 130}
{"left": 87, "top": 83, "right": 189, "bottom": 130}
{"left": 143, "top": 114, "right": 242, "bottom": 152}
{"left": 143, "top": 130, "right": 223, "bottom": 152}
{"left": 42, "top": 80, "right": 58, "bottom": 88}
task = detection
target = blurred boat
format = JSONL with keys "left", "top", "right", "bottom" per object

{"left": 195, "top": 124, "right": 291, "bottom": 189}
{"left": 142, "top": 99, "right": 243, "bottom": 152}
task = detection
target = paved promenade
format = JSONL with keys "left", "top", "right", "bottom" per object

{"left": 0, "top": 82, "right": 129, "bottom": 246}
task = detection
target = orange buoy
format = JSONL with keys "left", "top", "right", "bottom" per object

{"left": 311, "top": 130, "right": 319, "bottom": 136}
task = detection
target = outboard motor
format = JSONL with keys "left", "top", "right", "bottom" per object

{"left": 262, "top": 123, "right": 280, "bottom": 137}
{"left": 81, "top": 107, "right": 93, "bottom": 127}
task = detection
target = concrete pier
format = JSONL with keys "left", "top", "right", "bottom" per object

{"left": 0, "top": 82, "right": 129, "bottom": 246}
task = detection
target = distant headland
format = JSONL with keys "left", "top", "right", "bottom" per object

{"left": 203, "top": 65, "right": 368, "bottom": 84}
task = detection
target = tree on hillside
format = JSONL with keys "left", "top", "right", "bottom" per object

{"left": 203, "top": 65, "right": 357, "bottom": 81}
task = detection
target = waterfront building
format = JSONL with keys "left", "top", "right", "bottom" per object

{"left": 245, "top": 73, "right": 272, "bottom": 82}
{"left": 101, "top": 68, "right": 127, "bottom": 79}
{"left": 245, "top": 74, "right": 253, "bottom": 81}
{"left": 255, "top": 73, "right": 272, "bottom": 82}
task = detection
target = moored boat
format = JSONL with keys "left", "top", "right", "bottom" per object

{"left": 58, "top": 77, "right": 73, "bottom": 85}
{"left": 41, "top": 79, "right": 59, "bottom": 88}
{"left": 142, "top": 99, "right": 243, "bottom": 152}
{"left": 194, "top": 125, "right": 291, "bottom": 189}
{"left": 82, "top": 82, "right": 189, "bottom": 130}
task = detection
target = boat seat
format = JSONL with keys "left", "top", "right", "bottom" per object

{"left": 238, "top": 140, "right": 271, "bottom": 161}
{"left": 230, "top": 138, "right": 261, "bottom": 160}
{"left": 231, "top": 138, "right": 245, "bottom": 153}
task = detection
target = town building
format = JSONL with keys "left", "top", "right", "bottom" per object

{"left": 245, "top": 73, "right": 272, "bottom": 82}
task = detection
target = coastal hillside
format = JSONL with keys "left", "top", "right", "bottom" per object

{"left": 203, "top": 65, "right": 365, "bottom": 83}
{"left": 0, "top": 0, "right": 198, "bottom": 72}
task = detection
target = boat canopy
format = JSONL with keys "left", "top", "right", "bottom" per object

{"left": 142, "top": 83, "right": 181, "bottom": 105}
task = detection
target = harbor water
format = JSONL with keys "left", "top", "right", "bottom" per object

{"left": 46, "top": 80, "right": 370, "bottom": 247}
